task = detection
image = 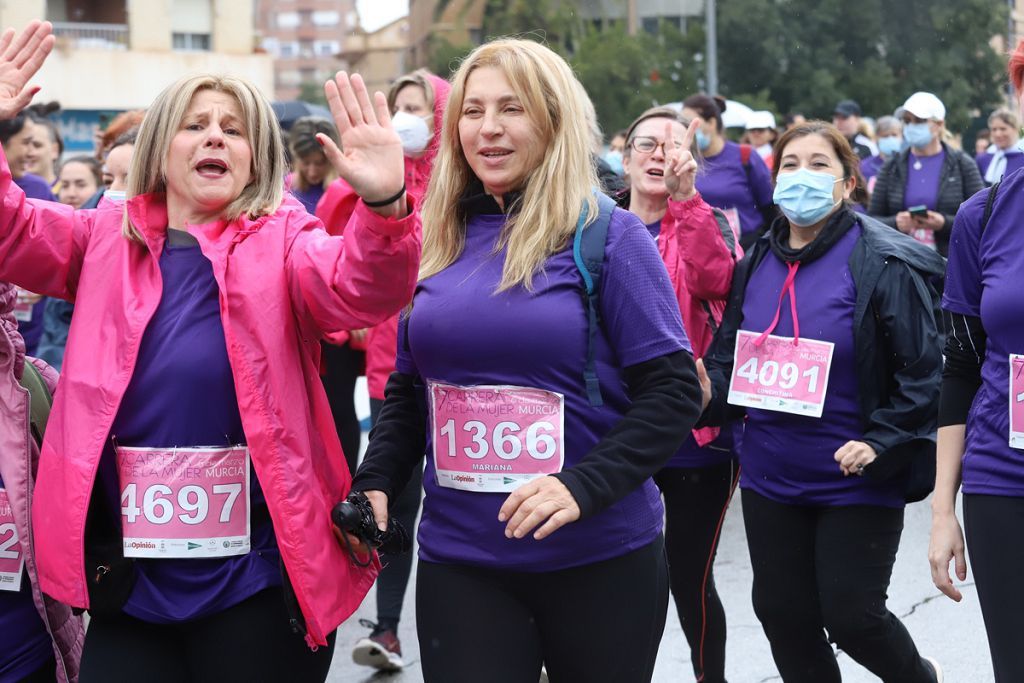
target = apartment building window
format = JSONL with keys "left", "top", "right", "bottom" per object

{"left": 278, "top": 12, "right": 300, "bottom": 28}
{"left": 279, "top": 41, "right": 299, "bottom": 58}
{"left": 314, "top": 40, "right": 339, "bottom": 56}
{"left": 173, "top": 32, "right": 211, "bottom": 51}
{"left": 312, "top": 11, "right": 340, "bottom": 27}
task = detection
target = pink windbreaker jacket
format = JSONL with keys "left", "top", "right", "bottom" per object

{"left": 0, "top": 148, "right": 421, "bottom": 647}
{"left": 0, "top": 283, "right": 84, "bottom": 681}
{"left": 658, "top": 192, "right": 740, "bottom": 447}
{"left": 317, "top": 72, "right": 451, "bottom": 400}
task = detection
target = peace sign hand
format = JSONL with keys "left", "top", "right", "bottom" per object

{"left": 663, "top": 118, "right": 700, "bottom": 203}
{"left": 0, "top": 21, "right": 53, "bottom": 121}
{"left": 320, "top": 72, "right": 407, "bottom": 218}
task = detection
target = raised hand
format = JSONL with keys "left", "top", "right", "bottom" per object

{"left": 0, "top": 21, "right": 54, "bottom": 121}
{"left": 663, "top": 118, "right": 700, "bottom": 202}
{"left": 320, "top": 72, "right": 406, "bottom": 217}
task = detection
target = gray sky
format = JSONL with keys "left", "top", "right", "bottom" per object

{"left": 356, "top": 0, "right": 408, "bottom": 32}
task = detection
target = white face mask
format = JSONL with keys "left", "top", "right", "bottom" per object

{"left": 391, "top": 110, "right": 431, "bottom": 155}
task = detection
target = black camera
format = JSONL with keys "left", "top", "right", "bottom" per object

{"left": 331, "top": 491, "right": 411, "bottom": 557}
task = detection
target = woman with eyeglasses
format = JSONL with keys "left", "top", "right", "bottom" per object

{"left": 620, "top": 106, "right": 741, "bottom": 683}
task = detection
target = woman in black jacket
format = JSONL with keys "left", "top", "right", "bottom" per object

{"left": 701, "top": 121, "right": 944, "bottom": 682}
{"left": 868, "top": 91, "right": 982, "bottom": 257}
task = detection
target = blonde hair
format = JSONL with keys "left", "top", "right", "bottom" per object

{"left": 122, "top": 74, "right": 285, "bottom": 240}
{"left": 419, "top": 38, "right": 599, "bottom": 292}
{"left": 387, "top": 69, "right": 437, "bottom": 114}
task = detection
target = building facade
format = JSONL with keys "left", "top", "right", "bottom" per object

{"left": 2, "top": 0, "right": 273, "bottom": 153}
{"left": 253, "top": 0, "right": 357, "bottom": 101}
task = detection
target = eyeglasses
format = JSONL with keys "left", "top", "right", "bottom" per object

{"left": 630, "top": 136, "right": 685, "bottom": 154}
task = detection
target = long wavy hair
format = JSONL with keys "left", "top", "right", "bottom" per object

{"left": 123, "top": 74, "right": 285, "bottom": 240}
{"left": 419, "top": 39, "right": 599, "bottom": 292}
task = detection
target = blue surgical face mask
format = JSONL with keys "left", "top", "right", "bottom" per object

{"left": 903, "top": 122, "right": 933, "bottom": 149}
{"left": 695, "top": 129, "right": 711, "bottom": 151}
{"left": 603, "top": 149, "right": 624, "bottom": 176}
{"left": 878, "top": 136, "right": 903, "bottom": 156}
{"left": 772, "top": 168, "right": 843, "bottom": 227}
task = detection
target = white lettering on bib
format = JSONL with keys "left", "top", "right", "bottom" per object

{"left": 0, "top": 488, "right": 24, "bottom": 591}
{"left": 728, "top": 330, "right": 835, "bottom": 418}
{"left": 116, "top": 445, "right": 250, "bottom": 558}
{"left": 429, "top": 381, "right": 565, "bottom": 493}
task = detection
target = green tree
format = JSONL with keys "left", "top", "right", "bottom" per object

{"left": 716, "top": 0, "right": 1006, "bottom": 132}
{"left": 573, "top": 21, "right": 703, "bottom": 135}
{"left": 298, "top": 81, "right": 327, "bottom": 106}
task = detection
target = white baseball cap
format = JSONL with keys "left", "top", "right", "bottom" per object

{"left": 745, "top": 110, "right": 776, "bottom": 130}
{"left": 901, "top": 92, "right": 945, "bottom": 121}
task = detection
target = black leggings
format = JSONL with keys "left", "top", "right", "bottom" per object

{"left": 369, "top": 397, "right": 424, "bottom": 628}
{"left": 964, "top": 493, "right": 1024, "bottom": 682}
{"left": 415, "top": 535, "right": 669, "bottom": 683}
{"left": 742, "top": 489, "right": 933, "bottom": 683}
{"left": 79, "top": 587, "right": 336, "bottom": 683}
{"left": 654, "top": 460, "right": 739, "bottom": 683}
{"left": 321, "top": 341, "right": 365, "bottom": 473}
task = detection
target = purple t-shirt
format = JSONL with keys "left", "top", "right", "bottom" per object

{"left": 944, "top": 176, "right": 1024, "bottom": 496}
{"left": 695, "top": 141, "right": 774, "bottom": 236}
{"left": 289, "top": 183, "right": 325, "bottom": 215}
{"left": 14, "top": 174, "right": 55, "bottom": 202}
{"left": 860, "top": 154, "right": 884, "bottom": 181}
{"left": 737, "top": 225, "right": 905, "bottom": 507}
{"left": 643, "top": 219, "right": 739, "bottom": 469}
{"left": 0, "top": 474, "right": 53, "bottom": 682}
{"left": 398, "top": 208, "right": 689, "bottom": 571}
{"left": 904, "top": 150, "right": 946, "bottom": 210}
{"left": 99, "top": 232, "right": 280, "bottom": 623}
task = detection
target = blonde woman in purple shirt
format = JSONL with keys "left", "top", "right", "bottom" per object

{"left": 351, "top": 39, "right": 705, "bottom": 682}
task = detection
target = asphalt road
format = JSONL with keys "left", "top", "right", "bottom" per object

{"left": 326, "top": 491, "right": 990, "bottom": 682}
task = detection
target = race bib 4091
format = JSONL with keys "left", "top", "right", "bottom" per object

{"left": 727, "top": 330, "right": 835, "bottom": 419}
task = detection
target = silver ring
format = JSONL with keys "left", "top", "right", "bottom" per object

{"left": 856, "top": 463, "right": 865, "bottom": 475}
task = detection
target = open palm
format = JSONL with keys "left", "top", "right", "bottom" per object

{"left": 0, "top": 21, "right": 54, "bottom": 121}
{"left": 320, "top": 71, "right": 405, "bottom": 211}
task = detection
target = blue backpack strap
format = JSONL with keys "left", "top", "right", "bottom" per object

{"left": 572, "top": 192, "right": 616, "bottom": 407}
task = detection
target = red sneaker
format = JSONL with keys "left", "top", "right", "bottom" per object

{"left": 352, "top": 619, "right": 404, "bottom": 671}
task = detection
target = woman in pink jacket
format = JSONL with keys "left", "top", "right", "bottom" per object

{"left": 0, "top": 281, "right": 84, "bottom": 682}
{"left": 0, "top": 21, "right": 420, "bottom": 682}
{"left": 318, "top": 67, "right": 450, "bottom": 672}
{"left": 621, "top": 106, "right": 741, "bottom": 683}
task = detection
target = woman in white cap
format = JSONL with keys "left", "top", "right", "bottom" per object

{"left": 868, "top": 91, "right": 983, "bottom": 257}
{"left": 745, "top": 110, "right": 777, "bottom": 168}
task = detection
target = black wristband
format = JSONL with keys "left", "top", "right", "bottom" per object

{"left": 363, "top": 183, "right": 406, "bottom": 208}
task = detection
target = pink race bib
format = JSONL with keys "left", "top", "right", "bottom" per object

{"left": 0, "top": 489, "right": 24, "bottom": 592}
{"left": 116, "top": 445, "right": 250, "bottom": 558}
{"left": 727, "top": 330, "right": 835, "bottom": 418}
{"left": 13, "top": 290, "right": 34, "bottom": 322}
{"left": 1009, "top": 354, "right": 1024, "bottom": 449}
{"left": 912, "top": 228, "right": 937, "bottom": 250}
{"left": 429, "top": 381, "right": 565, "bottom": 493}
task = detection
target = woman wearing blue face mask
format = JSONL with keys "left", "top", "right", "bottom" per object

{"left": 699, "top": 121, "right": 945, "bottom": 682}
{"left": 868, "top": 92, "right": 983, "bottom": 256}
{"left": 860, "top": 115, "right": 902, "bottom": 193}
{"left": 682, "top": 94, "right": 776, "bottom": 250}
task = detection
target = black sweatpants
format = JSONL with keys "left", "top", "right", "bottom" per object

{"left": 654, "top": 460, "right": 738, "bottom": 683}
{"left": 741, "top": 489, "right": 934, "bottom": 683}
{"left": 321, "top": 341, "right": 365, "bottom": 474}
{"left": 79, "top": 587, "right": 336, "bottom": 683}
{"left": 369, "top": 397, "right": 423, "bottom": 628}
{"left": 964, "top": 493, "right": 1024, "bottom": 682}
{"left": 416, "top": 536, "right": 669, "bottom": 683}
